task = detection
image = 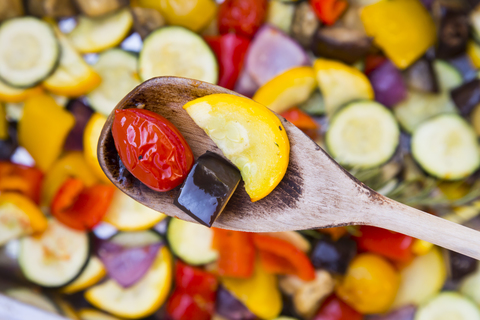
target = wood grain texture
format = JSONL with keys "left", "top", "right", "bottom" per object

{"left": 98, "top": 77, "right": 480, "bottom": 259}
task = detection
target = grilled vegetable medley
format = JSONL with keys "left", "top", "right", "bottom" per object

{"left": 2, "top": 0, "right": 480, "bottom": 319}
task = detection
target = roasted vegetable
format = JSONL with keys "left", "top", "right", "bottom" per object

{"left": 403, "top": 58, "right": 439, "bottom": 93}
{"left": 448, "top": 251, "right": 478, "bottom": 282}
{"left": 216, "top": 286, "right": 256, "bottom": 320}
{"left": 74, "top": 0, "right": 129, "bottom": 17}
{"left": 368, "top": 60, "right": 407, "bottom": 107}
{"left": 310, "top": 236, "right": 357, "bottom": 274}
{"left": 131, "top": 7, "right": 165, "bottom": 39}
{"left": 433, "top": 1, "right": 469, "bottom": 59}
{"left": 312, "top": 27, "right": 372, "bottom": 64}
{"left": 0, "top": 0, "right": 23, "bottom": 22}
{"left": 26, "top": 0, "right": 76, "bottom": 18}
{"left": 291, "top": 1, "right": 319, "bottom": 48}
{"left": 451, "top": 79, "right": 480, "bottom": 115}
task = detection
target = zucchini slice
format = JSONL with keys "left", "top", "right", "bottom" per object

{"left": 326, "top": 100, "right": 400, "bottom": 169}
{"left": 139, "top": 26, "right": 218, "bottom": 83}
{"left": 5, "top": 288, "right": 59, "bottom": 314}
{"left": 0, "top": 17, "right": 60, "bottom": 88}
{"left": 85, "top": 246, "right": 172, "bottom": 319}
{"left": 167, "top": 218, "right": 218, "bottom": 265}
{"left": 416, "top": 292, "right": 480, "bottom": 320}
{"left": 412, "top": 114, "right": 480, "bottom": 180}
{"left": 86, "top": 49, "right": 140, "bottom": 116}
{"left": 19, "top": 218, "right": 90, "bottom": 288}
{"left": 433, "top": 60, "right": 463, "bottom": 92}
{"left": 110, "top": 230, "right": 162, "bottom": 247}
{"left": 68, "top": 8, "right": 133, "bottom": 54}
{"left": 62, "top": 257, "right": 106, "bottom": 294}
{"left": 393, "top": 91, "right": 457, "bottom": 134}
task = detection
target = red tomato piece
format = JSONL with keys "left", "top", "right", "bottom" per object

{"left": 252, "top": 234, "right": 315, "bottom": 281}
{"left": 0, "top": 162, "right": 43, "bottom": 204}
{"left": 212, "top": 228, "right": 255, "bottom": 278}
{"left": 354, "top": 226, "right": 414, "bottom": 262}
{"left": 218, "top": 0, "right": 268, "bottom": 38}
{"left": 167, "top": 261, "right": 218, "bottom": 320}
{"left": 205, "top": 34, "right": 251, "bottom": 90}
{"left": 112, "top": 109, "right": 194, "bottom": 192}
{"left": 313, "top": 295, "right": 363, "bottom": 320}
{"left": 51, "top": 178, "right": 115, "bottom": 230}
{"left": 310, "top": 0, "right": 348, "bottom": 26}
{"left": 280, "top": 107, "right": 319, "bottom": 130}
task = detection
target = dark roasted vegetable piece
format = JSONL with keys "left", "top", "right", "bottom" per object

{"left": 174, "top": 152, "right": 241, "bottom": 227}
{"left": 291, "top": 1, "right": 320, "bottom": 48}
{"left": 366, "top": 305, "right": 416, "bottom": 320}
{"left": 216, "top": 286, "right": 256, "bottom": 320}
{"left": 131, "top": 7, "right": 165, "bottom": 39}
{"left": 403, "top": 58, "right": 439, "bottom": 93}
{"left": 74, "top": 0, "right": 129, "bottom": 17}
{"left": 26, "top": 0, "right": 76, "bottom": 18}
{"left": 0, "top": 0, "right": 23, "bottom": 22}
{"left": 0, "top": 123, "right": 18, "bottom": 161}
{"left": 451, "top": 79, "right": 480, "bottom": 115}
{"left": 311, "top": 27, "right": 372, "bottom": 64}
{"left": 64, "top": 99, "right": 94, "bottom": 151}
{"left": 310, "top": 236, "right": 357, "bottom": 274}
{"left": 448, "top": 251, "right": 478, "bottom": 281}
{"left": 433, "top": 1, "right": 469, "bottom": 59}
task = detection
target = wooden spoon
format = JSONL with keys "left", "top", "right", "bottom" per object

{"left": 98, "top": 77, "right": 480, "bottom": 259}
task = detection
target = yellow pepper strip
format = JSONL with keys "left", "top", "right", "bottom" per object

{"left": 18, "top": 94, "right": 75, "bottom": 171}
{"left": 0, "top": 80, "right": 43, "bottom": 103}
{"left": 0, "top": 192, "right": 48, "bottom": 245}
{"left": 221, "top": 260, "right": 282, "bottom": 319}
{"left": 361, "top": 0, "right": 436, "bottom": 69}
{"left": 0, "top": 103, "right": 7, "bottom": 140}
{"left": 83, "top": 113, "right": 111, "bottom": 184}
{"left": 41, "top": 152, "right": 99, "bottom": 207}
{"left": 253, "top": 67, "right": 317, "bottom": 114}
{"left": 412, "top": 239, "right": 434, "bottom": 256}
{"left": 468, "top": 40, "right": 480, "bottom": 69}
{"left": 136, "top": 0, "right": 217, "bottom": 32}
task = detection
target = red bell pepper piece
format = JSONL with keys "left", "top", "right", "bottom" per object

{"left": 364, "top": 54, "right": 387, "bottom": 75}
{"left": 252, "top": 234, "right": 315, "bottom": 281}
{"left": 51, "top": 178, "right": 115, "bottom": 231}
{"left": 354, "top": 226, "right": 414, "bottom": 262}
{"left": 212, "top": 228, "right": 255, "bottom": 278}
{"left": 281, "top": 107, "right": 319, "bottom": 130}
{"left": 166, "top": 261, "right": 218, "bottom": 320}
{"left": 310, "top": 0, "right": 348, "bottom": 26}
{"left": 218, "top": 0, "right": 268, "bottom": 38}
{"left": 0, "top": 162, "right": 43, "bottom": 204}
{"left": 313, "top": 295, "right": 363, "bottom": 320}
{"left": 205, "top": 34, "right": 251, "bottom": 90}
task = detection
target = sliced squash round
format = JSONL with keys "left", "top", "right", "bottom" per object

{"left": 62, "top": 257, "right": 106, "bottom": 294}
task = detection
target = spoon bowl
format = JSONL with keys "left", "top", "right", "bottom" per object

{"left": 99, "top": 77, "right": 480, "bottom": 259}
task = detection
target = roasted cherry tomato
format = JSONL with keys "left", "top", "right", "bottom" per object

{"left": 354, "top": 226, "right": 414, "bottom": 262}
{"left": 310, "top": 0, "right": 348, "bottom": 26}
{"left": 51, "top": 178, "right": 115, "bottom": 230}
{"left": 166, "top": 261, "right": 218, "bottom": 320}
{"left": 112, "top": 109, "right": 194, "bottom": 192}
{"left": 218, "top": 0, "right": 268, "bottom": 38}
{"left": 0, "top": 162, "right": 43, "bottom": 204}
{"left": 313, "top": 295, "right": 363, "bottom": 320}
{"left": 205, "top": 33, "right": 251, "bottom": 90}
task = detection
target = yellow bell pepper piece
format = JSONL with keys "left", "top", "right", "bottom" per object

{"left": 253, "top": 66, "right": 317, "bottom": 114}
{"left": 84, "top": 113, "right": 111, "bottom": 184}
{"left": 468, "top": 40, "right": 480, "bottom": 69}
{"left": 0, "top": 103, "right": 7, "bottom": 140}
{"left": 137, "top": 0, "right": 216, "bottom": 32}
{"left": 18, "top": 94, "right": 75, "bottom": 171}
{"left": 0, "top": 192, "right": 48, "bottom": 245}
{"left": 412, "top": 239, "right": 434, "bottom": 256}
{"left": 0, "top": 81, "right": 43, "bottom": 103}
{"left": 222, "top": 261, "right": 282, "bottom": 319}
{"left": 361, "top": 0, "right": 436, "bottom": 69}
{"left": 41, "top": 152, "right": 99, "bottom": 207}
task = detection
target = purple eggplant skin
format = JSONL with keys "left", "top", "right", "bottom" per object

{"left": 369, "top": 60, "right": 408, "bottom": 108}
{"left": 365, "top": 305, "right": 416, "bottom": 320}
{"left": 64, "top": 99, "right": 94, "bottom": 151}
{"left": 403, "top": 58, "right": 439, "bottom": 93}
{"left": 0, "top": 122, "right": 19, "bottom": 161}
{"left": 433, "top": 1, "right": 469, "bottom": 59}
{"left": 448, "top": 251, "right": 478, "bottom": 281}
{"left": 216, "top": 286, "right": 256, "bottom": 320}
{"left": 311, "top": 27, "right": 373, "bottom": 65}
{"left": 310, "top": 236, "right": 357, "bottom": 275}
{"left": 451, "top": 79, "right": 480, "bottom": 116}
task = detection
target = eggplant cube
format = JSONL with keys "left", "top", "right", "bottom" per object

{"left": 174, "top": 152, "right": 241, "bottom": 227}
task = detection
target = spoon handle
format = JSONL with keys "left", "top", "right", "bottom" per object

{"left": 366, "top": 200, "right": 480, "bottom": 259}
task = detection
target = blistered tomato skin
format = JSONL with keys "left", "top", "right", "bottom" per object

{"left": 112, "top": 109, "right": 194, "bottom": 192}
{"left": 218, "top": 0, "right": 268, "bottom": 38}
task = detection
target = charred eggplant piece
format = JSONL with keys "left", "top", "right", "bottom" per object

{"left": 433, "top": 1, "right": 469, "bottom": 59}
{"left": 216, "top": 286, "right": 256, "bottom": 320}
{"left": 451, "top": 79, "right": 480, "bottom": 115}
{"left": 310, "top": 235, "right": 357, "bottom": 274}
{"left": 0, "top": 0, "right": 23, "bottom": 22}
{"left": 131, "top": 7, "right": 165, "bottom": 39}
{"left": 26, "top": 0, "right": 76, "bottom": 18}
{"left": 291, "top": 1, "right": 319, "bottom": 48}
{"left": 74, "top": 0, "right": 129, "bottom": 17}
{"left": 403, "top": 58, "right": 439, "bottom": 93}
{"left": 174, "top": 152, "right": 241, "bottom": 227}
{"left": 64, "top": 99, "right": 94, "bottom": 151}
{"left": 311, "top": 27, "right": 373, "bottom": 64}
{"left": 448, "top": 251, "right": 477, "bottom": 281}
{"left": 0, "top": 122, "right": 19, "bottom": 161}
